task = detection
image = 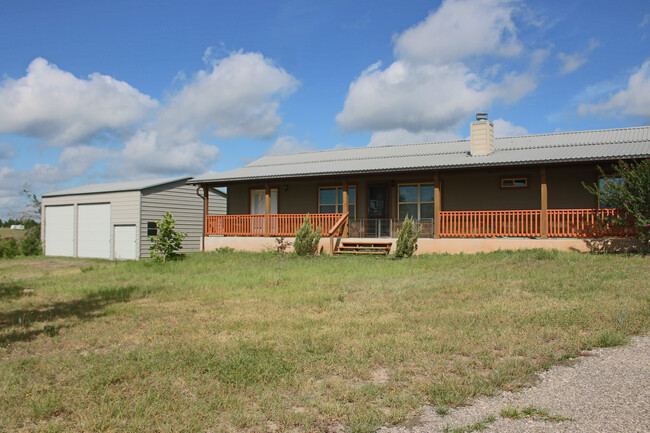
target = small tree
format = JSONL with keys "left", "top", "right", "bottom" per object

{"left": 0, "top": 238, "right": 20, "bottom": 259}
{"left": 584, "top": 159, "right": 650, "bottom": 251}
{"left": 21, "top": 228, "right": 42, "bottom": 256}
{"left": 149, "top": 211, "right": 187, "bottom": 262}
{"left": 395, "top": 215, "right": 420, "bottom": 258}
{"left": 294, "top": 214, "right": 322, "bottom": 257}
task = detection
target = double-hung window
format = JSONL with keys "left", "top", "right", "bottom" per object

{"left": 319, "top": 186, "right": 356, "bottom": 219}
{"left": 398, "top": 184, "right": 434, "bottom": 220}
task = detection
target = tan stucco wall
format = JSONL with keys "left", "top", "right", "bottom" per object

{"left": 204, "top": 236, "right": 643, "bottom": 255}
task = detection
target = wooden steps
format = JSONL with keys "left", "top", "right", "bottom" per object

{"left": 334, "top": 240, "right": 392, "bottom": 255}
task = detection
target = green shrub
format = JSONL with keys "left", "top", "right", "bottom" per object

{"left": 395, "top": 215, "right": 420, "bottom": 258}
{"left": 0, "top": 238, "right": 20, "bottom": 259}
{"left": 294, "top": 214, "right": 322, "bottom": 257}
{"left": 149, "top": 211, "right": 187, "bottom": 262}
{"left": 21, "top": 228, "right": 42, "bottom": 256}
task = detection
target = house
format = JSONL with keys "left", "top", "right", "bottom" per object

{"left": 41, "top": 177, "right": 226, "bottom": 259}
{"left": 188, "top": 116, "right": 650, "bottom": 254}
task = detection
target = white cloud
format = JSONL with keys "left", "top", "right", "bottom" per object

{"left": 118, "top": 130, "right": 220, "bottom": 176}
{"left": 337, "top": 0, "right": 538, "bottom": 137}
{"left": 492, "top": 118, "right": 528, "bottom": 137}
{"left": 368, "top": 128, "right": 461, "bottom": 147}
{"left": 557, "top": 39, "right": 599, "bottom": 75}
{"left": 115, "top": 50, "right": 298, "bottom": 176}
{"left": 394, "top": 0, "right": 522, "bottom": 65}
{"left": 0, "top": 142, "right": 14, "bottom": 160}
{"left": 578, "top": 60, "right": 650, "bottom": 119}
{"left": 337, "top": 60, "right": 536, "bottom": 133}
{"left": 640, "top": 14, "right": 650, "bottom": 28}
{"left": 0, "top": 58, "right": 157, "bottom": 145}
{"left": 267, "top": 136, "right": 314, "bottom": 155}
{"left": 159, "top": 51, "right": 298, "bottom": 141}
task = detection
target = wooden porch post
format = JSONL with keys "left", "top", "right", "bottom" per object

{"left": 342, "top": 179, "right": 349, "bottom": 238}
{"left": 264, "top": 182, "right": 271, "bottom": 237}
{"left": 540, "top": 167, "right": 548, "bottom": 239}
{"left": 202, "top": 186, "right": 209, "bottom": 248}
{"left": 434, "top": 172, "right": 441, "bottom": 239}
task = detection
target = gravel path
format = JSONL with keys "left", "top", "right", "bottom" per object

{"left": 379, "top": 335, "right": 650, "bottom": 433}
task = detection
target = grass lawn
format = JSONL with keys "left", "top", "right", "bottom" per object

{"left": 1, "top": 250, "right": 648, "bottom": 432}
{"left": 0, "top": 227, "right": 26, "bottom": 241}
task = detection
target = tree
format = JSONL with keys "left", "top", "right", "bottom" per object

{"left": 19, "top": 183, "right": 41, "bottom": 222}
{"left": 149, "top": 211, "right": 187, "bottom": 262}
{"left": 584, "top": 159, "right": 650, "bottom": 251}
{"left": 293, "top": 214, "right": 322, "bottom": 257}
{"left": 21, "top": 229, "right": 42, "bottom": 256}
{"left": 395, "top": 215, "right": 420, "bottom": 258}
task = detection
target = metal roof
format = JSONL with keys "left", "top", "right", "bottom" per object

{"left": 43, "top": 176, "right": 191, "bottom": 197}
{"left": 189, "top": 126, "right": 650, "bottom": 184}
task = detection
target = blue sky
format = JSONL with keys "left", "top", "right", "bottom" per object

{"left": 0, "top": 0, "right": 649, "bottom": 218}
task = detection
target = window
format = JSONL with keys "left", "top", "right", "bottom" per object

{"left": 598, "top": 176, "right": 623, "bottom": 209}
{"left": 398, "top": 183, "right": 434, "bottom": 220}
{"left": 147, "top": 222, "right": 157, "bottom": 237}
{"left": 501, "top": 177, "right": 528, "bottom": 188}
{"left": 319, "top": 186, "right": 356, "bottom": 219}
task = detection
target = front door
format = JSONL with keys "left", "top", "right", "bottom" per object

{"left": 368, "top": 184, "right": 391, "bottom": 237}
{"left": 250, "top": 189, "right": 278, "bottom": 234}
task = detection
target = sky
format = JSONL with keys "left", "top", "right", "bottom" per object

{"left": 0, "top": 0, "right": 649, "bottom": 219}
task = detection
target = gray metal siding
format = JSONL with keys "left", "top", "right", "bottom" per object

{"left": 140, "top": 181, "right": 226, "bottom": 258}
{"left": 41, "top": 191, "right": 141, "bottom": 259}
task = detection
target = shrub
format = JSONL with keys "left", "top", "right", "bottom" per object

{"left": 0, "top": 238, "right": 20, "bottom": 259}
{"left": 21, "top": 228, "right": 42, "bottom": 256}
{"left": 294, "top": 214, "right": 322, "bottom": 257}
{"left": 149, "top": 211, "right": 187, "bottom": 262}
{"left": 584, "top": 159, "right": 650, "bottom": 251}
{"left": 395, "top": 215, "right": 420, "bottom": 258}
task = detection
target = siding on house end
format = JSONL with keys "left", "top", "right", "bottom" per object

{"left": 140, "top": 181, "right": 226, "bottom": 258}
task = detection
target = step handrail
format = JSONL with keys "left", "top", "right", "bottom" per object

{"left": 327, "top": 212, "right": 349, "bottom": 237}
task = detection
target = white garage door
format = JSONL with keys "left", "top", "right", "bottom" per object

{"left": 114, "top": 225, "right": 137, "bottom": 260}
{"left": 77, "top": 204, "right": 111, "bottom": 259}
{"left": 44, "top": 205, "right": 74, "bottom": 256}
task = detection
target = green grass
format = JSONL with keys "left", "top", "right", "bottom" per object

{"left": 0, "top": 227, "right": 25, "bottom": 240}
{"left": 0, "top": 250, "right": 648, "bottom": 432}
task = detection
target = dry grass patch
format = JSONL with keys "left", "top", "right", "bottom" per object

{"left": 0, "top": 250, "right": 648, "bottom": 432}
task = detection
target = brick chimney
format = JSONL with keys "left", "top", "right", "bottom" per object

{"left": 470, "top": 113, "right": 494, "bottom": 156}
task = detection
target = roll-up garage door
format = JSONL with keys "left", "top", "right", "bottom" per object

{"left": 77, "top": 204, "right": 111, "bottom": 259}
{"left": 44, "top": 205, "right": 74, "bottom": 256}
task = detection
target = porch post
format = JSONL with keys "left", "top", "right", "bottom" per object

{"left": 434, "top": 172, "right": 441, "bottom": 239}
{"left": 202, "top": 186, "right": 209, "bottom": 249}
{"left": 540, "top": 167, "right": 548, "bottom": 239}
{"left": 264, "top": 182, "right": 271, "bottom": 237}
{"left": 342, "top": 179, "right": 349, "bottom": 238}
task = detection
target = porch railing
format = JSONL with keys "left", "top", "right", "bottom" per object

{"left": 207, "top": 209, "right": 635, "bottom": 238}
{"left": 206, "top": 213, "right": 344, "bottom": 237}
{"left": 440, "top": 210, "right": 542, "bottom": 238}
{"left": 547, "top": 209, "right": 635, "bottom": 237}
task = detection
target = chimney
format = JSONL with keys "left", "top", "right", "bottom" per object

{"left": 470, "top": 113, "right": 494, "bottom": 156}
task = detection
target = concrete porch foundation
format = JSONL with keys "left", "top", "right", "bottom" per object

{"left": 204, "top": 236, "right": 643, "bottom": 255}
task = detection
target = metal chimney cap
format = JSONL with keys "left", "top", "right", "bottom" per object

{"left": 476, "top": 113, "right": 488, "bottom": 121}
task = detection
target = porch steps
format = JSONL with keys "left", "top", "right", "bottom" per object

{"left": 334, "top": 240, "right": 392, "bottom": 255}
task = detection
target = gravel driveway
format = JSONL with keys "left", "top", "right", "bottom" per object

{"left": 379, "top": 335, "right": 650, "bottom": 433}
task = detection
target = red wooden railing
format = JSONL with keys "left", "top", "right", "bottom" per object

{"left": 206, "top": 213, "right": 344, "bottom": 237}
{"left": 208, "top": 210, "right": 635, "bottom": 238}
{"left": 547, "top": 209, "right": 635, "bottom": 237}
{"left": 206, "top": 214, "right": 265, "bottom": 236}
{"left": 440, "top": 210, "right": 541, "bottom": 237}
